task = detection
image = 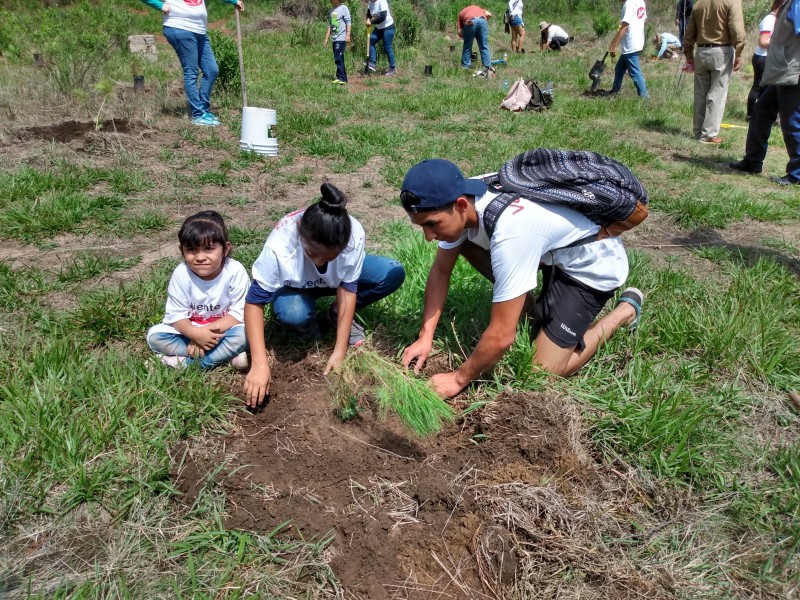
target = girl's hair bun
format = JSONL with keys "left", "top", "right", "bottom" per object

{"left": 319, "top": 182, "right": 347, "bottom": 214}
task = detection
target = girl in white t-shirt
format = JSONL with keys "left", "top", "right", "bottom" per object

{"left": 147, "top": 211, "right": 250, "bottom": 369}
{"left": 243, "top": 183, "right": 406, "bottom": 408}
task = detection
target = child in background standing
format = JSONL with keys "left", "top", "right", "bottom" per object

{"left": 242, "top": 183, "right": 406, "bottom": 408}
{"left": 147, "top": 211, "right": 250, "bottom": 369}
{"left": 324, "top": 0, "right": 352, "bottom": 84}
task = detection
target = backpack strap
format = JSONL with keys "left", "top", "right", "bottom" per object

{"left": 480, "top": 174, "right": 597, "bottom": 249}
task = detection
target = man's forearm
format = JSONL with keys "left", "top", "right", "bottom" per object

{"left": 457, "top": 325, "right": 515, "bottom": 382}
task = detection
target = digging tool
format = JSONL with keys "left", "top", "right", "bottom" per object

{"left": 363, "top": 22, "right": 372, "bottom": 75}
{"left": 235, "top": 8, "right": 247, "bottom": 107}
{"left": 588, "top": 51, "right": 609, "bottom": 92}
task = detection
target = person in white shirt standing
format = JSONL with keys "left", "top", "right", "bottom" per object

{"left": 507, "top": 0, "right": 526, "bottom": 53}
{"left": 139, "top": 0, "right": 244, "bottom": 126}
{"left": 746, "top": 0, "right": 782, "bottom": 120}
{"left": 607, "top": 0, "right": 649, "bottom": 98}
{"left": 243, "top": 183, "right": 406, "bottom": 408}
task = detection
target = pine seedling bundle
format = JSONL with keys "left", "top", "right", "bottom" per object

{"left": 331, "top": 350, "right": 454, "bottom": 437}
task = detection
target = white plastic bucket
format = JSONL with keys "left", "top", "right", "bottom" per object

{"left": 240, "top": 107, "right": 278, "bottom": 156}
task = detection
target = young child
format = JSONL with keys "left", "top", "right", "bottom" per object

{"left": 243, "top": 183, "right": 406, "bottom": 408}
{"left": 323, "top": 0, "right": 352, "bottom": 84}
{"left": 147, "top": 210, "right": 250, "bottom": 369}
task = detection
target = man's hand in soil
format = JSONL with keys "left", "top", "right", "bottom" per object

{"left": 402, "top": 337, "right": 433, "bottom": 374}
{"left": 244, "top": 363, "right": 271, "bottom": 407}
{"left": 323, "top": 347, "right": 347, "bottom": 376}
{"left": 430, "top": 371, "right": 469, "bottom": 399}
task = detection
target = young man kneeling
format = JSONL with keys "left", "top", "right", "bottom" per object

{"left": 400, "top": 158, "right": 643, "bottom": 398}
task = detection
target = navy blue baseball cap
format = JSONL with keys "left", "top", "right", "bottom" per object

{"left": 400, "top": 159, "right": 488, "bottom": 213}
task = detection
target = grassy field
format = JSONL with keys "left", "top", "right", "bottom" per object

{"left": 0, "top": 0, "right": 798, "bottom": 597}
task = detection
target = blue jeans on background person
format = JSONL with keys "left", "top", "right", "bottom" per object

{"left": 742, "top": 84, "right": 800, "bottom": 182}
{"left": 333, "top": 40, "right": 347, "bottom": 82}
{"left": 271, "top": 255, "right": 405, "bottom": 329}
{"left": 147, "top": 324, "right": 248, "bottom": 369}
{"left": 368, "top": 25, "right": 396, "bottom": 69}
{"left": 461, "top": 16, "right": 491, "bottom": 68}
{"left": 163, "top": 26, "right": 219, "bottom": 119}
{"left": 610, "top": 52, "right": 648, "bottom": 98}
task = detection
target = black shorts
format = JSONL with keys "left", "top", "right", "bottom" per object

{"left": 535, "top": 265, "right": 615, "bottom": 349}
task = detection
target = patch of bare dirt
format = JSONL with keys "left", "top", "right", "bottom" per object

{"left": 172, "top": 354, "right": 672, "bottom": 599}
{"left": 20, "top": 119, "right": 143, "bottom": 144}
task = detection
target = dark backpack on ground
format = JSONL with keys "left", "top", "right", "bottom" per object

{"left": 481, "top": 148, "right": 649, "bottom": 244}
{"left": 524, "top": 80, "right": 553, "bottom": 112}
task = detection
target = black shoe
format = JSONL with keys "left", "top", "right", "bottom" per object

{"left": 728, "top": 160, "right": 762, "bottom": 174}
{"left": 774, "top": 175, "right": 800, "bottom": 186}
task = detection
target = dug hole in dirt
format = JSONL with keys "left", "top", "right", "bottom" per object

{"left": 172, "top": 350, "right": 670, "bottom": 599}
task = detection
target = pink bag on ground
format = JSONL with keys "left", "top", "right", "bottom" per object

{"left": 499, "top": 78, "right": 532, "bottom": 112}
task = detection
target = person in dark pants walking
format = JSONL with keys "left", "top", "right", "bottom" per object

{"left": 745, "top": 0, "right": 782, "bottom": 119}
{"left": 675, "top": 0, "right": 693, "bottom": 44}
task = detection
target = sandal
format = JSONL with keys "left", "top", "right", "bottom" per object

{"left": 616, "top": 287, "right": 644, "bottom": 331}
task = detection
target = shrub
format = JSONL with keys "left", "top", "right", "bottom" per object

{"left": 593, "top": 10, "right": 617, "bottom": 38}
{"left": 280, "top": 0, "right": 328, "bottom": 21}
{"left": 207, "top": 29, "right": 240, "bottom": 93}
{"left": 391, "top": 0, "right": 421, "bottom": 49}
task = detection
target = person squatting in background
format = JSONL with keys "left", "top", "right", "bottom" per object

{"left": 608, "top": 0, "right": 649, "bottom": 98}
{"left": 139, "top": 0, "right": 244, "bottom": 127}
{"left": 654, "top": 32, "right": 682, "bottom": 59}
{"left": 458, "top": 4, "right": 495, "bottom": 77}
{"left": 365, "top": 0, "right": 397, "bottom": 76}
{"left": 539, "top": 21, "right": 569, "bottom": 51}
{"left": 242, "top": 183, "right": 406, "bottom": 407}
{"left": 324, "top": 0, "right": 351, "bottom": 84}
{"left": 147, "top": 211, "right": 250, "bottom": 370}
{"left": 507, "top": 0, "right": 526, "bottom": 53}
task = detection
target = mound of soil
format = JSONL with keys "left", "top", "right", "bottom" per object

{"left": 173, "top": 353, "right": 662, "bottom": 598}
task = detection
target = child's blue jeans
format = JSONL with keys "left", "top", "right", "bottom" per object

{"left": 333, "top": 40, "right": 347, "bottom": 82}
{"left": 163, "top": 26, "right": 219, "bottom": 118}
{"left": 147, "top": 323, "right": 248, "bottom": 369}
{"left": 271, "top": 255, "right": 405, "bottom": 329}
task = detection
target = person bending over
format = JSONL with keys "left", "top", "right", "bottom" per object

{"left": 400, "top": 159, "right": 643, "bottom": 398}
{"left": 243, "top": 183, "right": 406, "bottom": 407}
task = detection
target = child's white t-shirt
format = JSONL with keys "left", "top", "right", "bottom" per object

{"left": 163, "top": 258, "right": 250, "bottom": 326}
{"left": 620, "top": 0, "right": 647, "bottom": 55}
{"left": 439, "top": 186, "right": 629, "bottom": 303}
{"left": 368, "top": 0, "right": 394, "bottom": 29}
{"left": 251, "top": 209, "right": 366, "bottom": 293}
{"left": 162, "top": 0, "right": 209, "bottom": 35}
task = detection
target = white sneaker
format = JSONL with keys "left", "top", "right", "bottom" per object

{"left": 159, "top": 355, "right": 188, "bottom": 369}
{"left": 230, "top": 352, "right": 249, "bottom": 370}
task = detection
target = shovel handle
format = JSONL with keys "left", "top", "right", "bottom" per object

{"left": 235, "top": 9, "right": 247, "bottom": 107}
{"left": 601, "top": 51, "right": 609, "bottom": 63}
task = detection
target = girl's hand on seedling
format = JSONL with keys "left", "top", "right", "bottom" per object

{"left": 191, "top": 326, "right": 224, "bottom": 350}
{"left": 186, "top": 342, "right": 205, "bottom": 359}
{"left": 323, "top": 348, "right": 347, "bottom": 376}
{"left": 161, "top": 2, "right": 170, "bottom": 15}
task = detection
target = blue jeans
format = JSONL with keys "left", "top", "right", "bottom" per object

{"left": 611, "top": 52, "right": 648, "bottom": 98}
{"left": 461, "top": 17, "right": 490, "bottom": 68}
{"left": 333, "top": 40, "right": 347, "bottom": 81}
{"left": 368, "top": 25, "right": 396, "bottom": 69}
{"left": 743, "top": 84, "right": 800, "bottom": 182}
{"left": 163, "top": 26, "right": 219, "bottom": 119}
{"left": 147, "top": 323, "right": 248, "bottom": 369}
{"left": 271, "top": 255, "right": 405, "bottom": 328}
